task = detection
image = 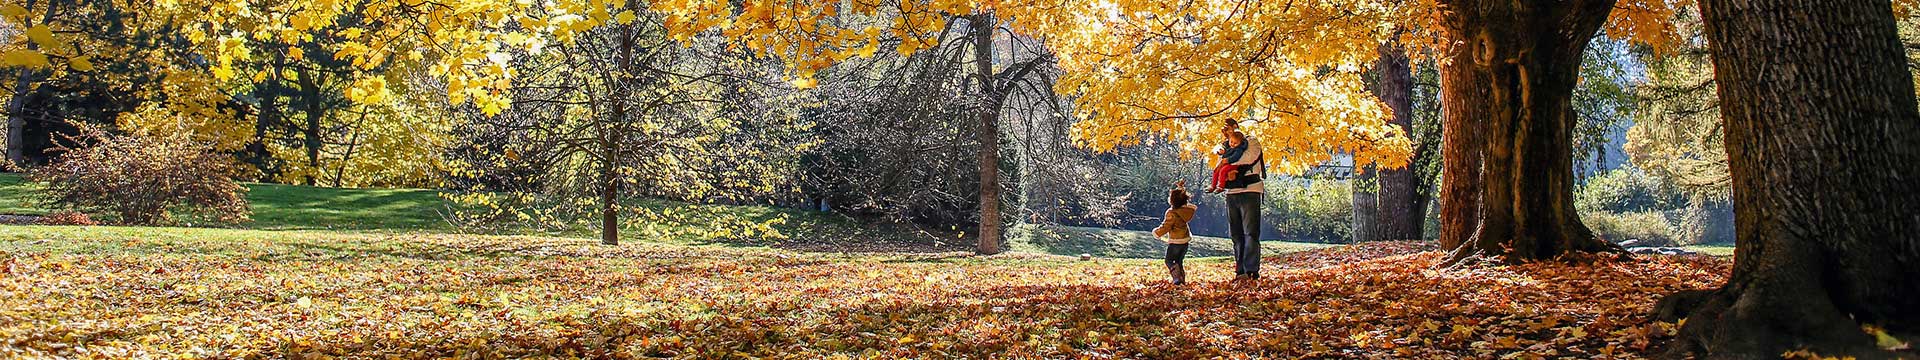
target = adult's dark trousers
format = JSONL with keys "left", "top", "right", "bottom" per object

{"left": 1225, "top": 192, "right": 1263, "bottom": 277}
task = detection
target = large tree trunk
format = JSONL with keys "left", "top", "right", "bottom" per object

{"left": 970, "top": 14, "right": 1004, "bottom": 255}
{"left": 1372, "top": 40, "right": 1422, "bottom": 241}
{"left": 1436, "top": 36, "right": 1486, "bottom": 251}
{"left": 1654, "top": 0, "right": 1920, "bottom": 357}
{"left": 1351, "top": 170, "right": 1380, "bottom": 243}
{"left": 1435, "top": 0, "right": 1624, "bottom": 264}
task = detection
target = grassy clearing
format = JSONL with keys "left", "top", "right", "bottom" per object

{"left": 0, "top": 173, "right": 449, "bottom": 231}
{"left": 0, "top": 172, "right": 1732, "bottom": 258}
{"left": 245, "top": 183, "right": 449, "bottom": 231}
{"left": 0, "top": 174, "right": 944, "bottom": 251}
{"left": 1, "top": 172, "right": 1332, "bottom": 257}
{"left": 0, "top": 225, "right": 1729, "bottom": 358}
{"left": 0, "top": 174, "right": 42, "bottom": 216}
{"left": 1682, "top": 244, "right": 1736, "bottom": 257}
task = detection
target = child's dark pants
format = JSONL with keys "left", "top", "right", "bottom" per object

{"left": 1165, "top": 243, "right": 1189, "bottom": 284}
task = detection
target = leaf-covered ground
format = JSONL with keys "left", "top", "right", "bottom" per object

{"left": 1, "top": 225, "right": 1729, "bottom": 359}
{"left": 1006, "top": 224, "right": 1336, "bottom": 259}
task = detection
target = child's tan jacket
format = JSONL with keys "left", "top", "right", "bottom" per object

{"left": 1153, "top": 204, "right": 1199, "bottom": 244}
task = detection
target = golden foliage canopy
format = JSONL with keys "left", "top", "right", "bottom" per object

{"left": 177, "top": 0, "right": 1422, "bottom": 173}
{"left": 4, "top": 0, "right": 1727, "bottom": 174}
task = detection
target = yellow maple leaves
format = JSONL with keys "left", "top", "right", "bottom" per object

{"left": 0, "top": 24, "right": 95, "bottom": 71}
{"left": 67, "top": 55, "right": 94, "bottom": 71}
{"left": 24, "top": 25, "right": 58, "bottom": 48}
{"left": 1001, "top": 0, "right": 1414, "bottom": 171}
{"left": 1, "top": 50, "right": 50, "bottom": 68}
{"left": 346, "top": 76, "right": 392, "bottom": 104}
{"left": 0, "top": 4, "right": 25, "bottom": 19}
{"left": 115, "top": 69, "right": 254, "bottom": 151}
{"left": 55, "top": 0, "right": 1703, "bottom": 174}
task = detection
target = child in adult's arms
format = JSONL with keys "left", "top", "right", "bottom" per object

{"left": 1153, "top": 183, "right": 1197, "bottom": 285}
{"left": 1208, "top": 129, "right": 1248, "bottom": 193}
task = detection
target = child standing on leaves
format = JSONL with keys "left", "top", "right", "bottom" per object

{"left": 1153, "top": 183, "right": 1197, "bottom": 285}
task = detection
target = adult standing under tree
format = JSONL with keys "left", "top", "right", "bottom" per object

{"left": 1220, "top": 120, "right": 1266, "bottom": 280}
{"left": 1654, "top": 0, "right": 1920, "bottom": 357}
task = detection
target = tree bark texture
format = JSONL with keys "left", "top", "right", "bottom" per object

{"left": 600, "top": 16, "right": 638, "bottom": 246}
{"left": 1352, "top": 170, "right": 1380, "bottom": 243}
{"left": 1655, "top": 0, "right": 1920, "bottom": 357}
{"left": 5, "top": 0, "right": 52, "bottom": 168}
{"left": 1372, "top": 40, "right": 1422, "bottom": 241}
{"left": 970, "top": 14, "right": 1004, "bottom": 255}
{"left": 1436, "top": 0, "right": 1625, "bottom": 264}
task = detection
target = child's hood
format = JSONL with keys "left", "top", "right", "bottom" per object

{"left": 1172, "top": 204, "right": 1198, "bottom": 217}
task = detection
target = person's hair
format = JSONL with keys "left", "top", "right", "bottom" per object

{"left": 1169, "top": 188, "right": 1189, "bottom": 208}
{"left": 1229, "top": 130, "right": 1246, "bottom": 142}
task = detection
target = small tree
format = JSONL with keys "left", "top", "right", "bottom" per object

{"left": 31, "top": 127, "right": 250, "bottom": 225}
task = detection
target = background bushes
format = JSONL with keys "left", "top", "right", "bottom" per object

{"left": 30, "top": 128, "right": 250, "bottom": 226}
{"left": 1575, "top": 167, "right": 1734, "bottom": 246}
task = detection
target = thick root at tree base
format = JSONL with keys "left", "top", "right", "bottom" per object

{"left": 1439, "top": 244, "right": 1489, "bottom": 268}
{"left": 1653, "top": 287, "right": 1900, "bottom": 359}
{"left": 1651, "top": 289, "right": 1714, "bottom": 323}
{"left": 1438, "top": 235, "right": 1630, "bottom": 268}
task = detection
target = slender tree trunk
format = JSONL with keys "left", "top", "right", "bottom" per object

{"left": 331, "top": 113, "right": 366, "bottom": 186}
{"left": 599, "top": 124, "right": 620, "bottom": 245}
{"left": 6, "top": 0, "right": 50, "bottom": 168}
{"left": 1409, "top": 183, "right": 1431, "bottom": 237}
{"left": 299, "top": 69, "right": 324, "bottom": 186}
{"left": 600, "top": 15, "right": 638, "bottom": 246}
{"left": 1373, "top": 39, "right": 1421, "bottom": 241}
{"left": 1436, "top": 0, "right": 1624, "bottom": 264}
{"left": 1351, "top": 169, "right": 1380, "bottom": 243}
{"left": 6, "top": 69, "right": 41, "bottom": 168}
{"left": 1654, "top": 0, "right": 1920, "bottom": 357}
{"left": 245, "top": 60, "right": 285, "bottom": 180}
{"left": 970, "top": 14, "right": 1004, "bottom": 255}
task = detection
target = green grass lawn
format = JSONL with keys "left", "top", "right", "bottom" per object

{"left": 0, "top": 173, "right": 949, "bottom": 248}
{"left": 0, "top": 173, "right": 43, "bottom": 216}
{"left": 0, "top": 173, "right": 448, "bottom": 231}
{"left": 1683, "top": 244, "right": 1736, "bottom": 257}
